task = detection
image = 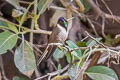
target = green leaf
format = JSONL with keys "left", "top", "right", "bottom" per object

{"left": 0, "top": 20, "right": 8, "bottom": 27}
{"left": 76, "top": 41, "right": 86, "bottom": 47}
{"left": 12, "top": 76, "right": 27, "bottom": 80}
{"left": 86, "top": 38, "right": 102, "bottom": 47}
{"left": 18, "top": 3, "right": 32, "bottom": 31}
{"left": 114, "top": 37, "right": 120, "bottom": 45}
{"left": 58, "top": 64, "right": 62, "bottom": 70}
{"left": 104, "top": 35, "right": 112, "bottom": 46}
{"left": 66, "top": 40, "right": 82, "bottom": 57}
{"left": 8, "top": 24, "right": 18, "bottom": 33}
{"left": 67, "top": 64, "right": 80, "bottom": 80}
{"left": 0, "top": 31, "right": 18, "bottom": 54}
{"left": 65, "top": 40, "right": 82, "bottom": 63}
{"left": 38, "top": 0, "right": 53, "bottom": 15}
{"left": 0, "top": 20, "right": 18, "bottom": 33}
{"left": 87, "top": 66, "right": 118, "bottom": 80}
{"left": 66, "top": 52, "right": 71, "bottom": 63}
{"left": 12, "top": 9, "right": 23, "bottom": 18}
{"left": 53, "top": 48, "right": 65, "bottom": 60}
{"left": 87, "top": 73, "right": 115, "bottom": 80}
{"left": 14, "top": 41, "right": 36, "bottom": 76}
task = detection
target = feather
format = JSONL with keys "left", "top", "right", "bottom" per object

{"left": 37, "top": 17, "right": 68, "bottom": 66}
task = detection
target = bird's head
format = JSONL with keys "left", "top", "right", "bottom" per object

{"left": 57, "top": 17, "right": 68, "bottom": 28}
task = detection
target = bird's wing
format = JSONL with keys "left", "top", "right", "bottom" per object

{"left": 45, "top": 26, "right": 61, "bottom": 59}
{"left": 44, "top": 45, "right": 57, "bottom": 60}
{"left": 37, "top": 27, "right": 60, "bottom": 65}
{"left": 48, "top": 26, "right": 61, "bottom": 43}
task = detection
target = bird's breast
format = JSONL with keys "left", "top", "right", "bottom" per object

{"left": 57, "top": 24, "right": 68, "bottom": 42}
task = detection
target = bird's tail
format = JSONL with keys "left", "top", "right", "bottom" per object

{"left": 37, "top": 45, "right": 57, "bottom": 66}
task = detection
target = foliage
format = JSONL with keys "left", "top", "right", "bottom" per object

{"left": 12, "top": 76, "right": 27, "bottom": 80}
{"left": 14, "top": 41, "right": 36, "bottom": 75}
{"left": 0, "top": 0, "right": 119, "bottom": 80}
{"left": 38, "top": 0, "right": 53, "bottom": 15}
{"left": 87, "top": 66, "right": 118, "bottom": 80}
{"left": 0, "top": 31, "right": 18, "bottom": 54}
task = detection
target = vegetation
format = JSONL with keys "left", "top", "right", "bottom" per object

{"left": 0, "top": 0, "right": 120, "bottom": 80}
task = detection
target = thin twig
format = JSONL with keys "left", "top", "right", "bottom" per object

{"left": 105, "top": 13, "right": 120, "bottom": 23}
{"left": 101, "top": 17, "right": 106, "bottom": 38}
{"left": 71, "top": 47, "right": 90, "bottom": 52}
{"left": 37, "top": 43, "right": 63, "bottom": 66}
{"left": 34, "top": 64, "right": 70, "bottom": 80}
{"left": 49, "top": 59, "right": 57, "bottom": 70}
{"left": 86, "top": 0, "right": 104, "bottom": 18}
{"left": 85, "top": 31, "right": 107, "bottom": 48}
{"left": 87, "top": 18, "right": 99, "bottom": 36}
{"left": 86, "top": 0, "right": 120, "bottom": 24}
{"left": 49, "top": 5, "right": 66, "bottom": 10}
{"left": 63, "top": 45, "right": 73, "bottom": 65}
{"left": 101, "top": 0, "right": 114, "bottom": 22}
{"left": 0, "top": 17, "right": 51, "bottom": 35}
{"left": 35, "top": 44, "right": 47, "bottom": 48}
{"left": 19, "top": 0, "right": 31, "bottom": 4}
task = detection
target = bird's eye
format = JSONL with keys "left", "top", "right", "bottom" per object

{"left": 58, "top": 17, "right": 68, "bottom": 28}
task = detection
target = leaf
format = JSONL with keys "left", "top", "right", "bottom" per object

{"left": 38, "top": 0, "right": 53, "bottom": 15}
{"left": 66, "top": 52, "right": 71, "bottom": 63}
{"left": 14, "top": 41, "right": 36, "bottom": 77}
{"left": 87, "top": 66, "right": 118, "bottom": 80}
{"left": 87, "top": 73, "right": 115, "bottom": 80}
{"left": 0, "top": 20, "right": 18, "bottom": 33}
{"left": 66, "top": 40, "right": 82, "bottom": 57}
{"left": 8, "top": 24, "right": 18, "bottom": 33}
{"left": 53, "top": 48, "right": 65, "bottom": 60}
{"left": 104, "top": 35, "right": 112, "bottom": 46}
{"left": 65, "top": 40, "right": 82, "bottom": 63}
{"left": 6, "top": 0, "right": 20, "bottom": 9}
{"left": 12, "top": 9, "right": 23, "bottom": 18}
{"left": 12, "top": 76, "right": 27, "bottom": 80}
{"left": 86, "top": 38, "right": 102, "bottom": 47}
{"left": 0, "top": 31, "right": 18, "bottom": 54}
{"left": 76, "top": 41, "right": 86, "bottom": 47}
{"left": 58, "top": 64, "right": 62, "bottom": 70}
{"left": 67, "top": 64, "right": 80, "bottom": 80}
{"left": 52, "top": 75, "right": 70, "bottom": 80}
{"left": 54, "top": 40, "right": 83, "bottom": 62}
{"left": 18, "top": 3, "right": 32, "bottom": 31}
{"left": 0, "top": 20, "right": 8, "bottom": 27}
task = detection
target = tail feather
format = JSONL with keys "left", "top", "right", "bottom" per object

{"left": 37, "top": 45, "right": 57, "bottom": 66}
{"left": 45, "top": 45, "right": 57, "bottom": 60}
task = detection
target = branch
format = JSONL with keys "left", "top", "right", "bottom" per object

{"left": 86, "top": 0, "right": 104, "bottom": 18}
{"left": 85, "top": 31, "right": 107, "bottom": 48}
{"left": 86, "top": 0, "right": 120, "bottom": 23}
{"left": 74, "top": 0, "right": 85, "bottom": 12}
{"left": 35, "top": 64, "right": 70, "bottom": 80}
{"left": 0, "top": 17, "right": 51, "bottom": 35}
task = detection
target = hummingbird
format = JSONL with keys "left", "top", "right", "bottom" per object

{"left": 37, "top": 17, "right": 69, "bottom": 65}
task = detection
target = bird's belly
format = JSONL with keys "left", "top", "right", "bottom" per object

{"left": 58, "top": 31, "right": 68, "bottom": 42}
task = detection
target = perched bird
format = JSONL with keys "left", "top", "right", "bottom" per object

{"left": 37, "top": 17, "right": 69, "bottom": 65}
